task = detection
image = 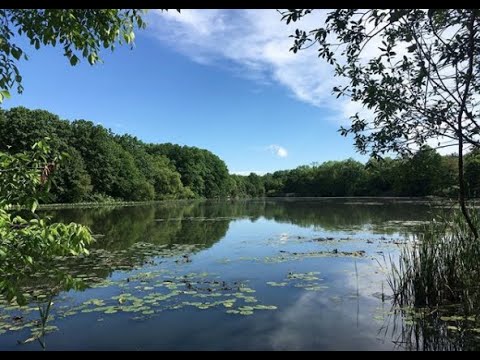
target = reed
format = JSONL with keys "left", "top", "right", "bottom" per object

{"left": 388, "top": 208, "right": 480, "bottom": 312}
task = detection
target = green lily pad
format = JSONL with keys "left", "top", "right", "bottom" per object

{"left": 239, "top": 287, "right": 255, "bottom": 293}
{"left": 239, "top": 310, "right": 254, "bottom": 315}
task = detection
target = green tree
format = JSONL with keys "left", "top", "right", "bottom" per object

{"left": 0, "top": 107, "right": 93, "bottom": 203}
{"left": 284, "top": 165, "right": 314, "bottom": 196}
{"left": 245, "top": 173, "right": 265, "bottom": 197}
{"left": 364, "top": 157, "right": 398, "bottom": 196}
{"left": 229, "top": 175, "right": 248, "bottom": 198}
{"left": 263, "top": 172, "right": 286, "bottom": 196}
{"left": 0, "top": 107, "right": 70, "bottom": 151}
{"left": 115, "top": 135, "right": 192, "bottom": 199}
{"left": 438, "top": 154, "right": 458, "bottom": 197}
{"left": 281, "top": 9, "right": 480, "bottom": 237}
{"left": 149, "top": 143, "right": 231, "bottom": 198}
{"left": 326, "top": 159, "right": 367, "bottom": 196}
{"left": 51, "top": 147, "right": 93, "bottom": 203}
{"left": 394, "top": 146, "right": 444, "bottom": 196}
{"left": 68, "top": 120, "right": 120, "bottom": 197}
{"left": 0, "top": 140, "right": 93, "bottom": 304}
{"left": 465, "top": 149, "right": 480, "bottom": 197}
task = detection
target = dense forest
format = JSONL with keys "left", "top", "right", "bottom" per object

{"left": 2, "top": 106, "right": 480, "bottom": 203}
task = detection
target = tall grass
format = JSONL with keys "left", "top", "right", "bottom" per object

{"left": 383, "top": 211, "right": 480, "bottom": 350}
{"left": 388, "top": 208, "right": 480, "bottom": 312}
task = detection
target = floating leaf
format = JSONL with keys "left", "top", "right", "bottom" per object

{"left": 239, "top": 310, "right": 254, "bottom": 315}
{"left": 239, "top": 287, "right": 255, "bottom": 293}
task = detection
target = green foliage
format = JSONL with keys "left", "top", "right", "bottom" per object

{"left": 0, "top": 209, "right": 93, "bottom": 304}
{"left": 281, "top": 9, "right": 480, "bottom": 236}
{"left": 231, "top": 147, "right": 461, "bottom": 198}
{"left": 115, "top": 135, "right": 192, "bottom": 200}
{"left": 51, "top": 148, "right": 93, "bottom": 203}
{"left": 0, "top": 107, "right": 467, "bottom": 202}
{"left": 0, "top": 108, "right": 92, "bottom": 203}
{"left": 147, "top": 143, "right": 231, "bottom": 198}
{"left": 0, "top": 107, "right": 227, "bottom": 202}
{"left": 438, "top": 155, "right": 459, "bottom": 197}
{"left": 281, "top": 9, "right": 480, "bottom": 157}
{"left": 0, "top": 141, "right": 93, "bottom": 305}
{"left": 393, "top": 146, "right": 445, "bottom": 196}
{"left": 364, "top": 157, "right": 398, "bottom": 196}
{"left": 465, "top": 149, "right": 480, "bottom": 197}
{"left": 0, "top": 139, "right": 55, "bottom": 211}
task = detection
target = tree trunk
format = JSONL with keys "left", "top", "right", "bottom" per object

{"left": 458, "top": 135, "right": 478, "bottom": 239}
{"left": 457, "top": 10, "right": 478, "bottom": 239}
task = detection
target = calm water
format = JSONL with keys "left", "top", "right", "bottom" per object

{"left": 0, "top": 198, "right": 472, "bottom": 350}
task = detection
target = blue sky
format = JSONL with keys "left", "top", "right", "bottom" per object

{"left": 3, "top": 9, "right": 369, "bottom": 175}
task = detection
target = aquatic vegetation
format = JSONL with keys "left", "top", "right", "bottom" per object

{"left": 262, "top": 249, "right": 366, "bottom": 264}
{"left": 387, "top": 210, "right": 480, "bottom": 310}
{"left": 266, "top": 271, "right": 327, "bottom": 292}
{"left": 4, "top": 199, "right": 475, "bottom": 350}
{"left": 374, "top": 304, "right": 480, "bottom": 351}
{"left": 382, "top": 210, "right": 480, "bottom": 350}
{"left": 0, "top": 265, "right": 281, "bottom": 341}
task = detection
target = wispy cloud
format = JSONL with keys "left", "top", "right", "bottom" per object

{"left": 147, "top": 10, "right": 459, "bottom": 156}
{"left": 266, "top": 144, "right": 288, "bottom": 158}
{"left": 147, "top": 9, "right": 346, "bottom": 113}
{"left": 146, "top": 9, "right": 397, "bottom": 134}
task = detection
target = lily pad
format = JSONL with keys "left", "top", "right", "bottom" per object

{"left": 239, "top": 310, "right": 254, "bottom": 316}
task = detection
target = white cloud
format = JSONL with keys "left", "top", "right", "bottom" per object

{"left": 147, "top": 9, "right": 345, "bottom": 113}
{"left": 146, "top": 9, "right": 411, "bottom": 132}
{"left": 266, "top": 144, "right": 288, "bottom": 158}
{"left": 146, "top": 10, "right": 473, "bottom": 158}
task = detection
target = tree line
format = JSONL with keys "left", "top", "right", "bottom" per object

{"left": 0, "top": 107, "right": 230, "bottom": 202}
{"left": 2, "top": 106, "right": 480, "bottom": 203}
{"left": 232, "top": 149, "right": 480, "bottom": 199}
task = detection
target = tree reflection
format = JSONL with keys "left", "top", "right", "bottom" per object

{"left": 1, "top": 198, "right": 454, "bottom": 349}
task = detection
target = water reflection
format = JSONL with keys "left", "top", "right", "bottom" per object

{"left": 44, "top": 200, "right": 231, "bottom": 250}
{"left": 5, "top": 198, "right": 437, "bottom": 309}
{"left": 44, "top": 198, "right": 439, "bottom": 250}
{"left": 375, "top": 306, "right": 480, "bottom": 351}
{"left": 2, "top": 198, "right": 472, "bottom": 350}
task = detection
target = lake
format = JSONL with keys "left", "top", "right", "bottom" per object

{"left": 0, "top": 198, "right": 476, "bottom": 350}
